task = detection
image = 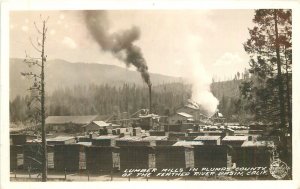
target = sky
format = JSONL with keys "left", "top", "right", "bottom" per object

{"left": 9, "top": 10, "right": 255, "bottom": 80}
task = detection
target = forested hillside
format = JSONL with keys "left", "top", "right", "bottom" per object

{"left": 10, "top": 58, "right": 254, "bottom": 124}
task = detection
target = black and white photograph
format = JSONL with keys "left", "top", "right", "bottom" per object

{"left": 1, "top": 1, "right": 299, "bottom": 187}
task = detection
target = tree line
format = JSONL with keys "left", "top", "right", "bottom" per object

{"left": 10, "top": 83, "right": 191, "bottom": 124}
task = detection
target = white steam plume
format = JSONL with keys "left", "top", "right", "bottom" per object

{"left": 185, "top": 35, "right": 219, "bottom": 116}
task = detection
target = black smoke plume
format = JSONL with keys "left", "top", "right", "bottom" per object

{"left": 84, "top": 10, "right": 151, "bottom": 86}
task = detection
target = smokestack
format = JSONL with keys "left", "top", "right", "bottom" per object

{"left": 149, "top": 83, "right": 152, "bottom": 114}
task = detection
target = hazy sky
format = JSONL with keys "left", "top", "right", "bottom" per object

{"left": 10, "top": 10, "right": 255, "bottom": 80}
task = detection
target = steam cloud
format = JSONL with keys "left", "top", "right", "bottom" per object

{"left": 185, "top": 35, "right": 219, "bottom": 116}
{"left": 84, "top": 10, "right": 151, "bottom": 86}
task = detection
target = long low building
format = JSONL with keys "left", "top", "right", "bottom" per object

{"left": 46, "top": 115, "right": 98, "bottom": 133}
{"left": 10, "top": 139, "right": 276, "bottom": 173}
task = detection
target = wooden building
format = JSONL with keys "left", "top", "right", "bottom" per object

{"left": 54, "top": 144, "right": 86, "bottom": 171}
{"left": 175, "top": 103, "right": 209, "bottom": 122}
{"left": 119, "top": 146, "right": 155, "bottom": 170}
{"left": 85, "top": 146, "right": 120, "bottom": 173}
{"left": 168, "top": 112, "right": 194, "bottom": 125}
{"left": 232, "top": 141, "right": 274, "bottom": 167}
{"left": 193, "top": 145, "right": 232, "bottom": 168}
{"left": 46, "top": 115, "right": 98, "bottom": 133}
{"left": 83, "top": 121, "right": 109, "bottom": 132}
{"left": 154, "top": 146, "right": 194, "bottom": 170}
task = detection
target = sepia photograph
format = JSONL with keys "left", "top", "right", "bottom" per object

{"left": 1, "top": 1, "right": 299, "bottom": 187}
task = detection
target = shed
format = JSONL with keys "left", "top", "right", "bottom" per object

{"left": 85, "top": 146, "right": 120, "bottom": 173}
{"left": 193, "top": 145, "right": 232, "bottom": 168}
{"left": 46, "top": 136, "right": 76, "bottom": 145}
{"left": 92, "top": 135, "right": 119, "bottom": 146}
{"left": 222, "top": 136, "right": 249, "bottom": 147}
{"left": 194, "top": 136, "right": 221, "bottom": 145}
{"left": 119, "top": 146, "right": 155, "bottom": 170}
{"left": 54, "top": 144, "right": 86, "bottom": 171}
{"left": 154, "top": 146, "right": 194, "bottom": 170}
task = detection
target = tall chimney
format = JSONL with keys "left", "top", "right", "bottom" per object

{"left": 149, "top": 83, "right": 152, "bottom": 114}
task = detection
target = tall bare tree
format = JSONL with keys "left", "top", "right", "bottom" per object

{"left": 21, "top": 16, "right": 49, "bottom": 182}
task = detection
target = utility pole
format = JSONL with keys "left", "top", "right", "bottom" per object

{"left": 40, "top": 19, "right": 47, "bottom": 182}
{"left": 22, "top": 17, "right": 49, "bottom": 182}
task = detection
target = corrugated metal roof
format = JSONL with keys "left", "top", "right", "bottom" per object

{"left": 194, "top": 136, "right": 221, "bottom": 141}
{"left": 173, "top": 141, "right": 203, "bottom": 146}
{"left": 222, "top": 136, "right": 248, "bottom": 141}
{"left": 46, "top": 136, "right": 75, "bottom": 142}
{"left": 46, "top": 115, "right": 98, "bottom": 125}
{"left": 142, "top": 136, "right": 168, "bottom": 141}
{"left": 177, "top": 112, "right": 193, "bottom": 118}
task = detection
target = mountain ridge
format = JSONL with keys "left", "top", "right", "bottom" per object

{"left": 9, "top": 58, "right": 182, "bottom": 100}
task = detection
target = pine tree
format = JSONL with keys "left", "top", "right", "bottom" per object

{"left": 243, "top": 9, "right": 291, "bottom": 128}
{"left": 242, "top": 9, "right": 292, "bottom": 163}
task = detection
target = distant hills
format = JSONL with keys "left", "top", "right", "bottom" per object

{"left": 9, "top": 58, "right": 182, "bottom": 100}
